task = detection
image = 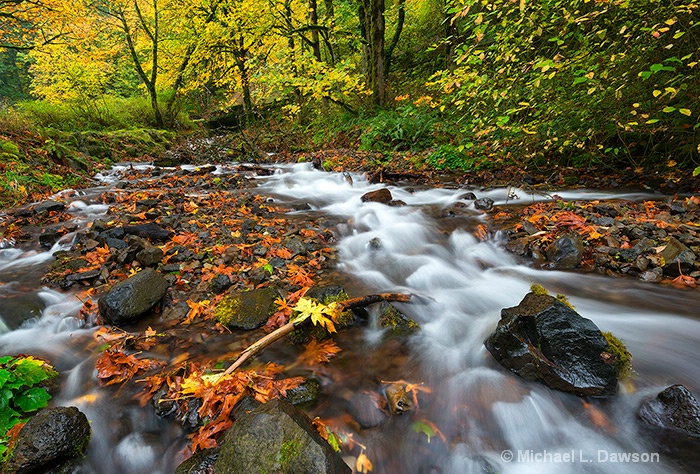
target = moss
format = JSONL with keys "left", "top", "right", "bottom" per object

{"left": 279, "top": 438, "right": 300, "bottom": 469}
{"left": 602, "top": 331, "right": 633, "bottom": 379}
{"left": 378, "top": 302, "right": 419, "bottom": 336}
{"left": 0, "top": 140, "right": 20, "bottom": 156}
{"left": 213, "top": 295, "right": 241, "bottom": 326}
{"left": 530, "top": 283, "right": 549, "bottom": 296}
{"left": 555, "top": 293, "right": 575, "bottom": 310}
{"left": 529, "top": 284, "right": 575, "bottom": 310}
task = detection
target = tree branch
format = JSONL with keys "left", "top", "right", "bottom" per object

{"left": 218, "top": 292, "right": 412, "bottom": 379}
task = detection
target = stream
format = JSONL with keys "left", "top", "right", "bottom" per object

{"left": 2, "top": 162, "right": 700, "bottom": 473}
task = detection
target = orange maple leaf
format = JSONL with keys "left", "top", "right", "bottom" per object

{"left": 297, "top": 339, "right": 342, "bottom": 367}
{"left": 287, "top": 264, "right": 314, "bottom": 287}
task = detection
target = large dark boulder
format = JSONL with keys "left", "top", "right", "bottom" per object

{"left": 3, "top": 406, "right": 90, "bottom": 474}
{"left": 213, "top": 398, "right": 350, "bottom": 474}
{"left": 98, "top": 268, "right": 169, "bottom": 325}
{"left": 484, "top": 292, "right": 620, "bottom": 396}
{"left": 546, "top": 233, "right": 584, "bottom": 269}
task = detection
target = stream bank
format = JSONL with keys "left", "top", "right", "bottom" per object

{"left": 1, "top": 156, "right": 700, "bottom": 473}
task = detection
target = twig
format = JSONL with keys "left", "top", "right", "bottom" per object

{"left": 218, "top": 292, "right": 412, "bottom": 379}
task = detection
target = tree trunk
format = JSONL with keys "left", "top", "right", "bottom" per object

{"left": 118, "top": 6, "right": 164, "bottom": 128}
{"left": 385, "top": 0, "right": 405, "bottom": 74}
{"left": 360, "top": 0, "right": 386, "bottom": 107}
{"left": 234, "top": 35, "right": 253, "bottom": 123}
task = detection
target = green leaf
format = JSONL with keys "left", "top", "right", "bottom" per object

{"left": 412, "top": 420, "right": 437, "bottom": 443}
{"left": 679, "top": 109, "right": 691, "bottom": 116}
{"left": 326, "top": 432, "right": 341, "bottom": 452}
{"left": 693, "top": 166, "right": 700, "bottom": 177}
{"left": 662, "top": 106, "right": 676, "bottom": 113}
{"left": 15, "top": 387, "right": 51, "bottom": 413}
{"left": 7, "top": 358, "right": 54, "bottom": 389}
{"left": 0, "top": 370, "right": 10, "bottom": 390}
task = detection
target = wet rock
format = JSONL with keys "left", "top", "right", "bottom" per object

{"left": 591, "top": 216, "right": 616, "bottom": 227}
{"left": 660, "top": 237, "right": 696, "bottom": 276}
{"left": 213, "top": 398, "right": 350, "bottom": 474}
{"left": 33, "top": 199, "right": 66, "bottom": 214}
{"left": 123, "top": 222, "right": 173, "bottom": 241}
{"left": 385, "top": 382, "right": 414, "bottom": 415}
{"left": 388, "top": 199, "right": 407, "bottom": 207}
{"left": 284, "top": 236, "right": 308, "bottom": 257}
{"left": 669, "top": 202, "right": 688, "bottom": 215}
{"left": 474, "top": 197, "right": 494, "bottom": 211}
{"left": 361, "top": 188, "right": 392, "bottom": 204}
{"left": 368, "top": 237, "right": 382, "bottom": 250}
{"left": 214, "top": 287, "right": 279, "bottom": 330}
{"left": 283, "top": 378, "right": 321, "bottom": 408}
{"left": 637, "top": 385, "right": 700, "bottom": 471}
{"left": 377, "top": 302, "right": 419, "bottom": 336}
{"left": 105, "top": 237, "right": 128, "bottom": 250}
{"left": 98, "top": 227, "right": 126, "bottom": 240}
{"left": 39, "top": 228, "right": 62, "bottom": 248}
{"left": 484, "top": 292, "right": 620, "bottom": 397}
{"left": 546, "top": 233, "right": 584, "bottom": 269}
{"left": 3, "top": 406, "right": 90, "bottom": 474}
{"left": 640, "top": 268, "right": 663, "bottom": 282}
{"left": 136, "top": 246, "right": 164, "bottom": 267}
{"left": 64, "top": 269, "right": 101, "bottom": 288}
{"left": 348, "top": 392, "right": 387, "bottom": 428}
{"left": 459, "top": 191, "right": 477, "bottom": 200}
{"left": 638, "top": 385, "right": 700, "bottom": 435}
{"left": 521, "top": 220, "right": 539, "bottom": 235}
{"left": 0, "top": 292, "right": 46, "bottom": 330}
{"left": 98, "top": 268, "right": 170, "bottom": 325}
{"left": 176, "top": 448, "right": 220, "bottom": 474}
{"left": 210, "top": 274, "right": 232, "bottom": 294}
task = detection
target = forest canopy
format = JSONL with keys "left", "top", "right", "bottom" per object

{"left": 1, "top": 0, "right": 698, "bottom": 170}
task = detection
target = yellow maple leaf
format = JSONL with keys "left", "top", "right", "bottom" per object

{"left": 356, "top": 452, "right": 373, "bottom": 473}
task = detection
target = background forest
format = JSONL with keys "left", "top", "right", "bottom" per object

{"left": 1, "top": 0, "right": 699, "bottom": 205}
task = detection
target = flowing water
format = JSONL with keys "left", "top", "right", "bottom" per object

{"left": 2, "top": 162, "right": 699, "bottom": 473}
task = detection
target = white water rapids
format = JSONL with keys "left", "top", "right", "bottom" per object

{"left": 257, "top": 163, "right": 700, "bottom": 474}
{"left": 1, "top": 162, "right": 698, "bottom": 473}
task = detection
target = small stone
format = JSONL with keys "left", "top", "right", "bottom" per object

{"left": 136, "top": 246, "right": 165, "bottom": 267}
{"left": 546, "top": 234, "right": 584, "bottom": 269}
{"left": 474, "top": 197, "right": 494, "bottom": 210}
{"left": 361, "top": 188, "right": 392, "bottom": 204}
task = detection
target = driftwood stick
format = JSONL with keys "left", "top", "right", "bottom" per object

{"left": 340, "top": 293, "right": 412, "bottom": 309}
{"left": 217, "top": 292, "right": 412, "bottom": 380}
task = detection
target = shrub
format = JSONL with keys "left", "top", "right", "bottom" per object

{"left": 0, "top": 356, "right": 58, "bottom": 460}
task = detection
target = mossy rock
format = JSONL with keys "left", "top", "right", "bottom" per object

{"left": 378, "top": 301, "right": 419, "bottom": 336}
{"left": 283, "top": 378, "right": 321, "bottom": 408}
{"left": 214, "top": 287, "right": 280, "bottom": 330}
